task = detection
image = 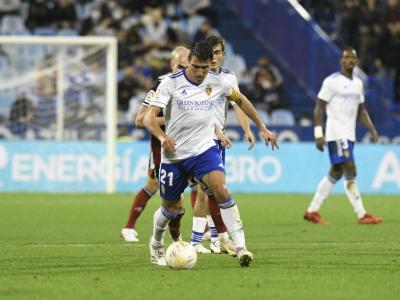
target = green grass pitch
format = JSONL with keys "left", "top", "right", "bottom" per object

{"left": 0, "top": 193, "right": 399, "bottom": 300}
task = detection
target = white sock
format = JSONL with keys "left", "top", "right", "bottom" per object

{"left": 219, "top": 196, "right": 245, "bottom": 249}
{"left": 190, "top": 217, "right": 208, "bottom": 245}
{"left": 218, "top": 232, "right": 229, "bottom": 242}
{"left": 206, "top": 215, "right": 218, "bottom": 242}
{"left": 307, "top": 176, "right": 336, "bottom": 212}
{"left": 343, "top": 179, "right": 366, "bottom": 219}
{"left": 151, "top": 206, "right": 176, "bottom": 248}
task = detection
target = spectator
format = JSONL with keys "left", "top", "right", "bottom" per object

{"left": 141, "top": 7, "right": 169, "bottom": 50}
{"left": 336, "top": 0, "right": 361, "bottom": 49}
{"left": 359, "top": 0, "right": 383, "bottom": 73}
{"left": 53, "top": 0, "right": 77, "bottom": 30}
{"left": 118, "top": 67, "right": 139, "bottom": 113}
{"left": 193, "top": 18, "right": 219, "bottom": 43}
{"left": 8, "top": 93, "right": 34, "bottom": 137}
{"left": 252, "top": 66, "right": 282, "bottom": 113}
{"left": 25, "top": 0, "right": 53, "bottom": 31}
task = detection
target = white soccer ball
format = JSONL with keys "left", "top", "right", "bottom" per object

{"left": 165, "top": 241, "right": 197, "bottom": 270}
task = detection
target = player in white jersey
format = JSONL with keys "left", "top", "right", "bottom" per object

{"left": 189, "top": 35, "right": 255, "bottom": 256}
{"left": 120, "top": 47, "right": 190, "bottom": 242}
{"left": 304, "top": 47, "right": 382, "bottom": 225}
{"left": 144, "top": 41, "right": 278, "bottom": 267}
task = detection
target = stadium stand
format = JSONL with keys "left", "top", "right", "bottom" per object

{"left": 0, "top": 0, "right": 398, "bottom": 141}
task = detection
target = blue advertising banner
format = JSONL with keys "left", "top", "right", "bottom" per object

{"left": 0, "top": 141, "right": 399, "bottom": 194}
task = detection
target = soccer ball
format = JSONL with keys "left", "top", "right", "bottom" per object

{"left": 165, "top": 241, "right": 197, "bottom": 269}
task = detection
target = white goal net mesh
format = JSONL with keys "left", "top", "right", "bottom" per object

{"left": 0, "top": 43, "right": 108, "bottom": 140}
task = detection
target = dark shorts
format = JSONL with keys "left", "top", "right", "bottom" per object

{"left": 159, "top": 146, "right": 225, "bottom": 200}
{"left": 327, "top": 140, "right": 355, "bottom": 165}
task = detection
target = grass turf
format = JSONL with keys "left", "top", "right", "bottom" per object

{"left": 0, "top": 193, "right": 399, "bottom": 300}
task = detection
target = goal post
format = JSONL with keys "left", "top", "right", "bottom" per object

{"left": 0, "top": 36, "right": 118, "bottom": 193}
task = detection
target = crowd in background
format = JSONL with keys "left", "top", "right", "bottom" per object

{"left": 1, "top": 0, "right": 398, "bottom": 139}
{"left": 0, "top": 0, "right": 287, "bottom": 131}
{"left": 300, "top": 0, "right": 400, "bottom": 105}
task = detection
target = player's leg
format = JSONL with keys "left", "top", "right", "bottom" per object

{"left": 200, "top": 170, "right": 252, "bottom": 266}
{"left": 168, "top": 194, "right": 185, "bottom": 241}
{"left": 305, "top": 140, "right": 349, "bottom": 224}
{"left": 341, "top": 159, "right": 382, "bottom": 224}
{"left": 304, "top": 164, "right": 342, "bottom": 224}
{"left": 190, "top": 187, "right": 212, "bottom": 254}
{"left": 207, "top": 195, "right": 236, "bottom": 256}
{"left": 189, "top": 180, "right": 198, "bottom": 208}
{"left": 121, "top": 171, "right": 158, "bottom": 242}
{"left": 149, "top": 162, "right": 188, "bottom": 266}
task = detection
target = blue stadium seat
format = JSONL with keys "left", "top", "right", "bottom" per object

{"left": 270, "top": 109, "right": 295, "bottom": 126}
{"left": 34, "top": 27, "right": 56, "bottom": 36}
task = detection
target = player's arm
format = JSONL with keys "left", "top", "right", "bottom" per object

{"left": 135, "top": 105, "right": 165, "bottom": 128}
{"left": 144, "top": 105, "right": 175, "bottom": 154}
{"left": 233, "top": 105, "right": 255, "bottom": 150}
{"left": 215, "top": 125, "right": 232, "bottom": 148}
{"left": 227, "top": 90, "right": 278, "bottom": 150}
{"left": 314, "top": 99, "right": 326, "bottom": 151}
{"left": 357, "top": 103, "right": 378, "bottom": 142}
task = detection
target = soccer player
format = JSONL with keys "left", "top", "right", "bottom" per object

{"left": 121, "top": 46, "right": 190, "bottom": 242}
{"left": 190, "top": 35, "right": 255, "bottom": 256}
{"left": 304, "top": 47, "right": 383, "bottom": 225}
{"left": 144, "top": 41, "right": 278, "bottom": 267}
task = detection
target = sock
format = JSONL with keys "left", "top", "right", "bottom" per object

{"left": 218, "top": 196, "right": 245, "bottom": 250}
{"left": 190, "top": 185, "right": 198, "bottom": 209}
{"left": 343, "top": 178, "right": 366, "bottom": 219}
{"left": 124, "top": 188, "right": 154, "bottom": 228}
{"left": 218, "top": 232, "right": 230, "bottom": 242}
{"left": 168, "top": 210, "right": 185, "bottom": 241}
{"left": 208, "top": 194, "right": 228, "bottom": 233}
{"left": 151, "top": 206, "right": 177, "bottom": 248}
{"left": 190, "top": 217, "right": 208, "bottom": 245}
{"left": 307, "top": 176, "right": 336, "bottom": 213}
{"left": 206, "top": 215, "right": 218, "bottom": 242}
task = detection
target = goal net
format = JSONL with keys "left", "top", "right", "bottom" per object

{"left": 0, "top": 36, "right": 117, "bottom": 192}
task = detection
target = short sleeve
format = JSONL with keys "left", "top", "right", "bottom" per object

{"left": 317, "top": 77, "right": 335, "bottom": 102}
{"left": 359, "top": 80, "right": 365, "bottom": 103}
{"left": 143, "top": 79, "right": 161, "bottom": 107}
{"left": 150, "top": 77, "right": 173, "bottom": 109}
{"left": 221, "top": 77, "right": 235, "bottom": 98}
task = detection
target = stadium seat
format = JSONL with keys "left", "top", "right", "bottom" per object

{"left": 0, "top": 15, "right": 26, "bottom": 35}
{"left": 270, "top": 109, "right": 295, "bottom": 126}
{"left": 58, "top": 29, "right": 78, "bottom": 36}
{"left": 34, "top": 27, "right": 56, "bottom": 36}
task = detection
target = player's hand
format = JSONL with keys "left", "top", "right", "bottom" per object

{"left": 315, "top": 137, "right": 325, "bottom": 151}
{"left": 219, "top": 133, "right": 232, "bottom": 149}
{"left": 370, "top": 129, "right": 379, "bottom": 143}
{"left": 260, "top": 128, "right": 278, "bottom": 151}
{"left": 160, "top": 134, "right": 176, "bottom": 154}
{"left": 244, "top": 130, "right": 255, "bottom": 150}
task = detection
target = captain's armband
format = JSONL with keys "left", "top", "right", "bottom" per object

{"left": 226, "top": 90, "right": 241, "bottom": 102}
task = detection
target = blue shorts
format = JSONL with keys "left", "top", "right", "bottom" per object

{"left": 159, "top": 146, "right": 225, "bottom": 200}
{"left": 327, "top": 140, "right": 355, "bottom": 165}
{"left": 214, "top": 139, "right": 226, "bottom": 165}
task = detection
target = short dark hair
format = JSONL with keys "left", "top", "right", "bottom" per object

{"left": 189, "top": 41, "right": 214, "bottom": 62}
{"left": 342, "top": 46, "right": 357, "bottom": 54}
{"left": 205, "top": 35, "right": 225, "bottom": 53}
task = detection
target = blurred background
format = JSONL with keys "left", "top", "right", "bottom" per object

{"left": 0, "top": 0, "right": 398, "bottom": 194}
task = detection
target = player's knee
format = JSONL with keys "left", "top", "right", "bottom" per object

{"left": 146, "top": 181, "right": 158, "bottom": 194}
{"left": 211, "top": 183, "right": 229, "bottom": 201}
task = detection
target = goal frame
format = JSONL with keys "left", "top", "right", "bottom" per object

{"left": 0, "top": 36, "right": 118, "bottom": 193}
